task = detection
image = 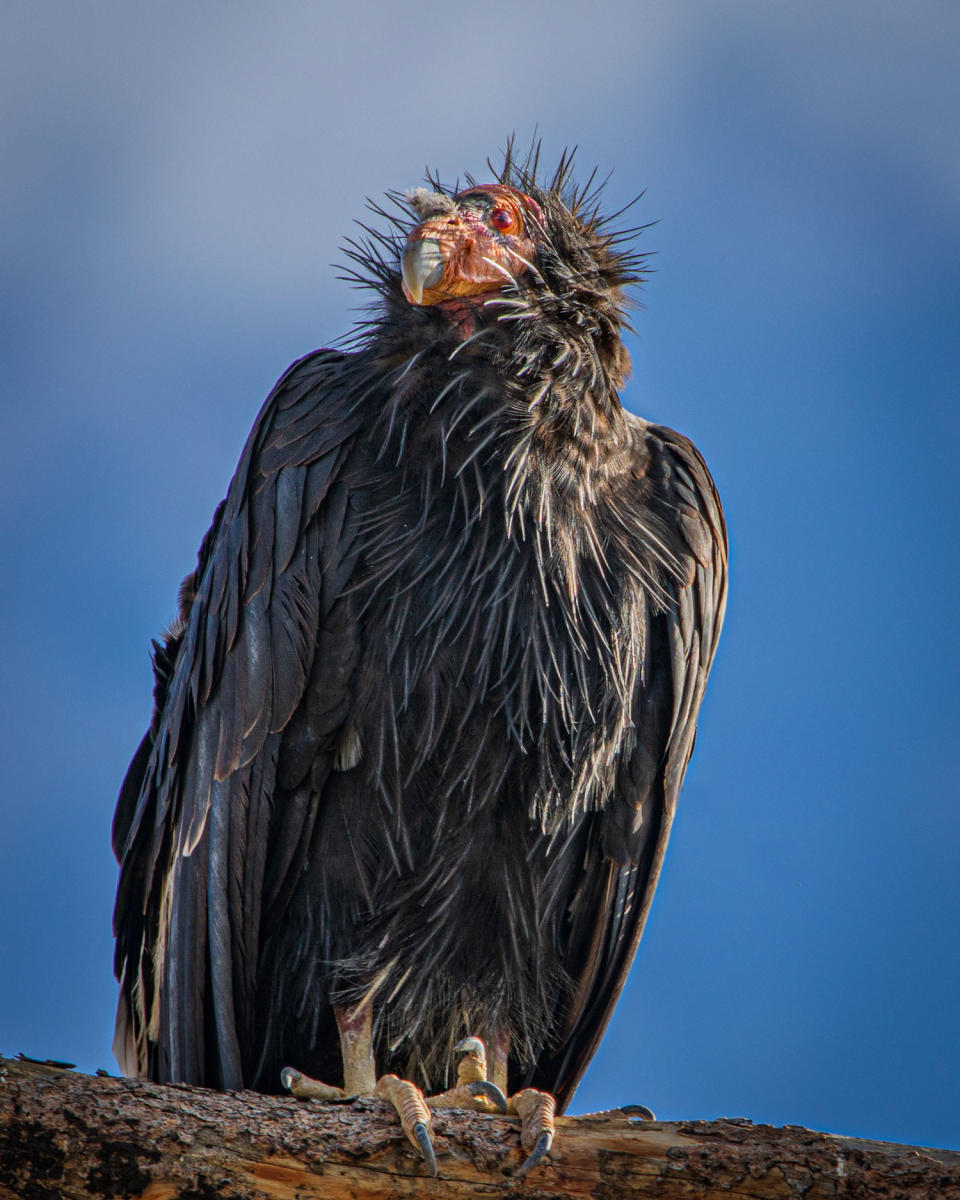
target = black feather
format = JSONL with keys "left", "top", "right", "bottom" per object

{"left": 112, "top": 148, "right": 727, "bottom": 1109}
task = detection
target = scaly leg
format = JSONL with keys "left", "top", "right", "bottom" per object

{"left": 282, "top": 1018, "right": 548, "bottom": 1179}
{"left": 280, "top": 1003, "right": 375, "bottom": 1100}
{"left": 282, "top": 1003, "right": 440, "bottom": 1176}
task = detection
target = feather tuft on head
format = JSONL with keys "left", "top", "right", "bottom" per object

{"left": 406, "top": 188, "right": 455, "bottom": 219}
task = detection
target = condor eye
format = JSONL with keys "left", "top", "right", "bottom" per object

{"left": 490, "top": 205, "right": 519, "bottom": 234}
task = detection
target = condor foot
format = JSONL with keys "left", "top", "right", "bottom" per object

{"left": 426, "top": 1036, "right": 508, "bottom": 1114}
{"left": 433, "top": 1035, "right": 555, "bottom": 1180}
{"left": 508, "top": 1087, "right": 556, "bottom": 1180}
{"left": 281, "top": 1064, "right": 440, "bottom": 1177}
{"left": 371, "top": 1037, "right": 509, "bottom": 1177}
{"left": 375, "top": 1074, "right": 438, "bottom": 1176}
{"left": 281, "top": 1031, "right": 552, "bottom": 1180}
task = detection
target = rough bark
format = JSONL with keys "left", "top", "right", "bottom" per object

{"left": 2, "top": 1055, "right": 958, "bottom": 1199}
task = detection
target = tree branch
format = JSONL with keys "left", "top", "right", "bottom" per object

{"left": 2, "top": 1055, "right": 958, "bottom": 1198}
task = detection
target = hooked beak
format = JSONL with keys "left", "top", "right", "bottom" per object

{"left": 401, "top": 238, "right": 445, "bottom": 305}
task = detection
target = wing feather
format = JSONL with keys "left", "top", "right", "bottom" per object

{"left": 533, "top": 419, "right": 727, "bottom": 1110}
{"left": 112, "top": 348, "right": 367, "bottom": 1087}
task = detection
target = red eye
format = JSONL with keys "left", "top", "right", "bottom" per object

{"left": 491, "top": 205, "right": 518, "bottom": 233}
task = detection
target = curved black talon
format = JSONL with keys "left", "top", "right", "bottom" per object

{"left": 514, "top": 1130, "right": 553, "bottom": 1180}
{"left": 622, "top": 1103, "right": 656, "bottom": 1121}
{"left": 413, "top": 1120, "right": 438, "bottom": 1177}
{"left": 466, "top": 1079, "right": 508, "bottom": 1112}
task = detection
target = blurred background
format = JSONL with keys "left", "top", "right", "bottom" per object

{"left": 2, "top": 0, "right": 958, "bottom": 1151}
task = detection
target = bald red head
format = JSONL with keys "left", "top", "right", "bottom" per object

{"left": 401, "top": 184, "right": 543, "bottom": 307}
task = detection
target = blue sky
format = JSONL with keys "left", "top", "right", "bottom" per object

{"left": 1, "top": 0, "right": 958, "bottom": 1151}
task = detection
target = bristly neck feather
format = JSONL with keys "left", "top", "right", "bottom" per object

{"left": 334, "top": 168, "right": 684, "bottom": 841}
{"left": 337, "top": 148, "right": 648, "bottom": 525}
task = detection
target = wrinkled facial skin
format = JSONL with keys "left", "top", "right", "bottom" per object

{"left": 401, "top": 185, "right": 543, "bottom": 309}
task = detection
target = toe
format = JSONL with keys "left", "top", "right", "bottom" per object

{"left": 280, "top": 1067, "right": 349, "bottom": 1101}
{"left": 509, "top": 1087, "right": 556, "bottom": 1178}
{"left": 375, "top": 1074, "right": 438, "bottom": 1175}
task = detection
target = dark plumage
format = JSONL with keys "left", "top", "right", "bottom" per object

{"left": 112, "top": 147, "right": 727, "bottom": 1115}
